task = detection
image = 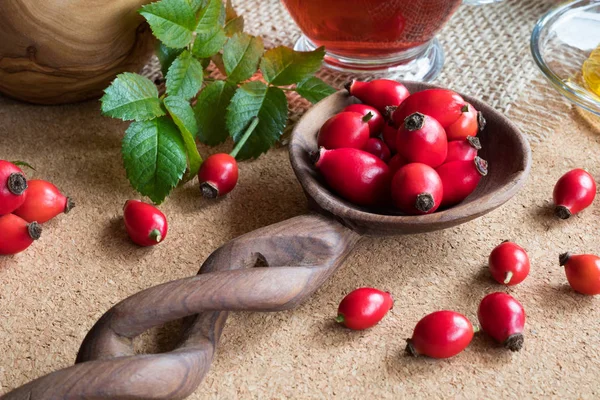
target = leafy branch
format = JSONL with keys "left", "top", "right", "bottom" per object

{"left": 100, "top": 0, "right": 336, "bottom": 204}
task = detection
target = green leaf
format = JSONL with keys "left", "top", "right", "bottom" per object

{"left": 195, "top": 0, "right": 223, "bottom": 32}
{"left": 163, "top": 96, "right": 202, "bottom": 178}
{"left": 222, "top": 33, "right": 263, "bottom": 83}
{"left": 192, "top": 27, "right": 227, "bottom": 58}
{"left": 194, "top": 81, "right": 236, "bottom": 145}
{"left": 260, "top": 46, "right": 325, "bottom": 86}
{"left": 295, "top": 77, "right": 337, "bottom": 104}
{"left": 165, "top": 50, "right": 204, "bottom": 100}
{"left": 122, "top": 117, "right": 187, "bottom": 204}
{"left": 139, "top": 0, "right": 197, "bottom": 49}
{"left": 224, "top": 16, "right": 244, "bottom": 37}
{"left": 189, "top": 0, "right": 206, "bottom": 12}
{"left": 100, "top": 73, "right": 164, "bottom": 121}
{"left": 226, "top": 81, "right": 288, "bottom": 160}
{"left": 156, "top": 42, "right": 183, "bottom": 76}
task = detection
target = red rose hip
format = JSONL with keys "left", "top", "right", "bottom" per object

{"left": 396, "top": 112, "right": 448, "bottom": 168}
{"left": 553, "top": 168, "right": 596, "bottom": 219}
{"left": 198, "top": 153, "right": 239, "bottom": 198}
{"left": 406, "top": 310, "right": 474, "bottom": 359}
{"left": 123, "top": 200, "right": 168, "bottom": 247}
{"left": 391, "top": 89, "right": 466, "bottom": 129}
{"left": 317, "top": 111, "right": 371, "bottom": 150}
{"left": 445, "top": 136, "right": 481, "bottom": 163}
{"left": 314, "top": 147, "right": 391, "bottom": 207}
{"left": 559, "top": 252, "right": 600, "bottom": 295}
{"left": 0, "top": 160, "right": 28, "bottom": 215}
{"left": 488, "top": 241, "right": 530, "bottom": 285}
{"left": 345, "top": 79, "right": 410, "bottom": 113}
{"left": 391, "top": 163, "right": 443, "bottom": 215}
{"left": 478, "top": 292, "right": 525, "bottom": 351}
{"left": 388, "top": 153, "right": 408, "bottom": 176}
{"left": 343, "top": 104, "right": 385, "bottom": 135}
{"left": 0, "top": 214, "right": 42, "bottom": 255}
{"left": 14, "top": 179, "right": 74, "bottom": 223}
{"left": 445, "top": 103, "right": 485, "bottom": 140}
{"left": 336, "top": 287, "right": 394, "bottom": 330}
{"left": 436, "top": 157, "right": 488, "bottom": 208}
{"left": 363, "top": 138, "right": 391, "bottom": 163}
{"left": 382, "top": 123, "right": 398, "bottom": 154}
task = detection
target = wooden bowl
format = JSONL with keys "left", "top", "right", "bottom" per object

{"left": 289, "top": 82, "right": 531, "bottom": 236}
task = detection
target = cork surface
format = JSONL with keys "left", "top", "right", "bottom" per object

{"left": 2, "top": 0, "right": 600, "bottom": 397}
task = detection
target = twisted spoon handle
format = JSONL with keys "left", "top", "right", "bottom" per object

{"left": 2, "top": 214, "right": 360, "bottom": 400}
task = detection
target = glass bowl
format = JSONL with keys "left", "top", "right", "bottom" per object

{"left": 531, "top": 0, "right": 600, "bottom": 116}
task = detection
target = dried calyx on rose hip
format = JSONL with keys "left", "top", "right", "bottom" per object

{"left": 14, "top": 179, "right": 74, "bottom": 223}
{"left": 406, "top": 310, "right": 474, "bottom": 359}
{"left": 478, "top": 292, "right": 525, "bottom": 351}
{"left": 0, "top": 160, "right": 28, "bottom": 215}
{"left": 123, "top": 200, "right": 168, "bottom": 247}
{"left": 559, "top": 252, "right": 600, "bottom": 295}
{"left": 552, "top": 168, "right": 596, "bottom": 219}
{"left": 313, "top": 147, "right": 391, "bottom": 207}
{"left": 336, "top": 287, "right": 394, "bottom": 330}
{"left": 345, "top": 79, "right": 409, "bottom": 113}
{"left": 0, "top": 214, "right": 42, "bottom": 255}
{"left": 317, "top": 111, "right": 371, "bottom": 150}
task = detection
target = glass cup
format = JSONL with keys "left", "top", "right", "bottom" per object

{"left": 281, "top": 0, "right": 462, "bottom": 81}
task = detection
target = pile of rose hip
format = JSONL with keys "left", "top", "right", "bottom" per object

{"left": 335, "top": 168, "right": 600, "bottom": 359}
{"left": 0, "top": 160, "right": 74, "bottom": 255}
{"left": 314, "top": 79, "right": 487, "bottom": 214}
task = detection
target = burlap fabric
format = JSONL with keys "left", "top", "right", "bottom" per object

{"left": 3, "top": 0, "right": 600, "bottom": 399}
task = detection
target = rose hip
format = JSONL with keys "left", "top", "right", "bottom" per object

{"left": 345, "top": 79, "right": 410, "bottom": 113}
{"left": 388, "top": 153, "right": 408, "bottom": 176}
{"left": 335, "top": 287, "right": 394, "bottom": 330}
{"left": 317, "top": 111, "right": 371, "bottom": 150}
{"left": 553, "top": 168, "right": 596, "bottom": 219}
{"left": 382, "top": 123, "right": 398, "bottom": 154}
{"left": 0, "top": 160, "right": 28, "bottom": 215}
{"left": 343, "top": 104, "right": 384, "bottom": 135}
{"left": 363, "top": 138, "right": 391, "bottom": 163}
{"left": 391, "top": 163, "right": 443, "bottom": 215}
{"left": 14, "top": 180, "right": 74, "bottom": 223}
{"left": 559, "top": 252, "right": 600, "bottom": 295}
{"left": 436, "top": 157, "right": 488, "bottom": 208}
{"left": 198, "top": 153, "right": 239, "bottom": 198}
{"left": 391, "top": 89, "right": 466, "bottom": 129}
{"left": 0, "top": 214, "right": 42, "bottom": 255}
{"left": 123, "top": 200, "right": 168, "bottom": 247}
{"left": 406, "top": 310, "right": 474, "bottom": 359}
{"left": 478, "top": 292, "right": 525, "bottom": 351}
{"left": 446, "top": 103, "right": 485, "bottom": 140}
{"left": 396, "top": 113, "right": 448, "bottom": 168}
{"left": 445, "top": 136, "right": 481, "bottom": 163}
{"left": 488, "top": 241, "right": 530, "bottom": 285}
{"left": 314, "top": 147, "right": 391, "bottom": 207}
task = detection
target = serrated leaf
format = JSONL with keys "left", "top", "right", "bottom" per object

{"left": 165, "top": 50, "right": 204, "bottom": 100}
{"left": 260, "top": 46, "right": 325, "bottom": 86}
{"left": 156, "top": 42, "right": 183, "bottom": 76}
{"left": 295, "top": 77, "right": 337, "bottom": 104}
{"left": 223, "top": 33, "right": 263, "bottom": 83}
{"left": 164, "top": 96, "right": 202, "bottom": 178}
{"left": 226, "top": 81, "right": 288, "bottom": 160}
{"left": 195, "top": 0, "right": 223, "bottom": 32}
{"left": 122, "top": 117, "right": 187, "bottom": 204}
{"left": 192, "top": 27, "right": 227, "bottom": 58}
{"left": 224, "top": 16, "right": 244, "bottom": 37}
{"left": 194, "top": 81, "right": 236, "bottom": 145}
{"left": 140, "top": 0, "right": 196, "bottom": 49}
{"left": 100, "top": 73, "right": 164, "bottom": 121}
